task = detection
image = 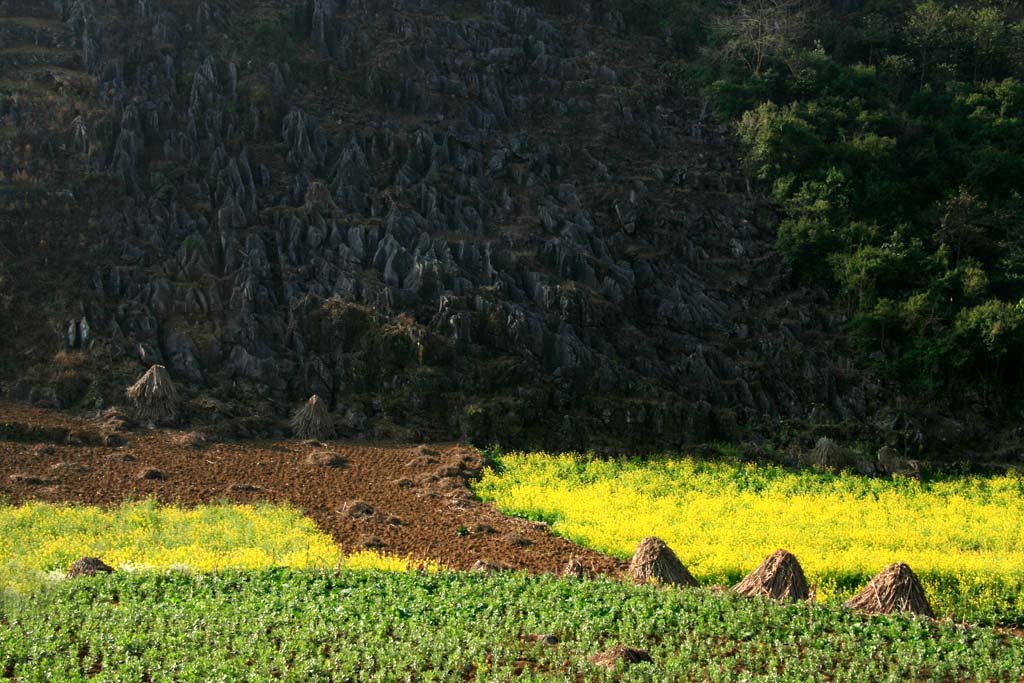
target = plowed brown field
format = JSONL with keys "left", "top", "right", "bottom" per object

{"left": 0, "top": 403, "right": 625, "bottom": 575}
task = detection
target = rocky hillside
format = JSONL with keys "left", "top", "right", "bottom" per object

{"left": 0, "top": 0, "right": 977, "bottom": 456}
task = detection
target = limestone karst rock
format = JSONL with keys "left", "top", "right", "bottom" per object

{"left": 0, "top": 0, "right": 934, "bottom": 451}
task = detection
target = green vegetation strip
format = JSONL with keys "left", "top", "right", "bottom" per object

{"left": 1, "top": 568, "right": 1021, "bottom": 682}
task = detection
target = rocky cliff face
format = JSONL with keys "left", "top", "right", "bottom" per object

{"left": 0, "top": 0, "right": 937, "bottom": 452}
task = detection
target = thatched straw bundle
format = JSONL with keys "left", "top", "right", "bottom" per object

{"left": 811, "top": 436, "right": 847, "bottom": 470}
{"left": 628, "top": 536, "right": 698, "bottom": 587}
{"left": 291, "top": 394, "right": 335, "bottom": 440}
{"left": 733, "top": 549, "right": 809, "bottom": 601}
{"left": 125, "top": 364, "right": 178, "bottom": 423}
{"left": 67, "top": 556, "right": 114, "bottom": 577}
{"left": 844, "top": 562, "right": 934, "bottom": 617}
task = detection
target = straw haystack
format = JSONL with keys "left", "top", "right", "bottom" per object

{"left": 291, "top": 394, "right": 335, "bottom": 440}
{"left": 67, "top": 556, "right": 114, "bottom": 577}
{"left": 733, "top": 549, "right": 809, "bottom": 601}
{"left": 811, "top": 437, "right": 847, "bottom": 470}
{"left": 628, "top": 536, "right": 699, "bottom": 587}
{"left": 844, "top": 562, "right": 934, "bottom": 617}
{"left": 125, "top": 364, "right": 178, "bottom": 423}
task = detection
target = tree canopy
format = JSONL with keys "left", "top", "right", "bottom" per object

{"left": 617, "top": 0, "right": 1024, "bottom": 398}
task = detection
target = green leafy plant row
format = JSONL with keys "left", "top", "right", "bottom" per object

{"left": 2, "top": 568, "right": 1022, "bottom": 682}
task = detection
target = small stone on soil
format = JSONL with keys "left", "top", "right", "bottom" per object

{"left": 175, "top": 431, "right": 209, "bottom": 449}
{"left": 138, "top": 468, "right": 166, "bottom": 480}
{"left": 505, "top": 533, "right": 533, "bottom": 547}
{"left": 526, "top": 634, "right": 560, "bottom": 646}
{"left": 306, "top": 451, "right": 347, "bottom": 467}
{"left": 435, "top": 465, "right": 462, "bottom": 478}
{"left": 471, "top": 559, "right": 504, "bottom": 572}
{"left": 406, "top": 455, "right": 440, "bottom": 468}
{"left": 9, "top": 473, "right": 50, "bottom": 485}
{"left": 360, "top": 536, "right": 386, "bottom": 549}
{"left": 588, "top": 645, "right": 653, "bottom": 669}
{"left": 48, "top": 462, "right": 90, "bottom": 474}
{"left": 343, "top": 500, "right": 374, "bottom": 518}
{"left": 102, "top": 432, "right": 126, "bottom": 447}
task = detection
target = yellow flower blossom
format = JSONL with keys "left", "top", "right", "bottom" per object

{"left": 0, "top": 501, "right": 438, "bottom": 597}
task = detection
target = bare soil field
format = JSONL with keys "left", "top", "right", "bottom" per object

{"left": 0, "top": 403, "right": 624, "bottom": 575}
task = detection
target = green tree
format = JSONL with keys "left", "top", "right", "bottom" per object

{"left": 904, "top": 1, "right": 955, "bottom": 86}
{"left": 713, "top": 0, "right": 815, "bottom": 76}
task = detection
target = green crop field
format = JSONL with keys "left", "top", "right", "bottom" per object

{"left": 2, "top": 568, "right": 1022, "bottom": 682}
{"left": 2, "top": 467, "right": 1022, "bottom": 681}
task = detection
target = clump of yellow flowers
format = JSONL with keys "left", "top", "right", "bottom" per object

{"left": 0, "top": 500, "right": 439, "bottom": 597}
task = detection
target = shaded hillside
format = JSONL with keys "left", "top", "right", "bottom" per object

{"left": 0, "top": 0, "right": 977, "bottom": 456}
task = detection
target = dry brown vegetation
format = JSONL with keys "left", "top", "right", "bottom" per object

{"left": 844, "top": 562, "right": 934, "bottom": 617}
{"left": 125, "top": 365, "right": 179, "bottom": 424}
{"left": 733, "top": 549, "right": 809, "bottom": 601}
{"left": 291, "top": 395, "right": 335, "bottom": 440}
{"left": 628, "top": 536, "right": 699, "bottom": 587}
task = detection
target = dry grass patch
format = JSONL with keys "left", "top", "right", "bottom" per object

{"left": 733, "top": 549, "right": 809, "bottom": 601}
{"left": 125, "top": 365, "right": 178, "bottom": 423}
{"left": 291, "top": 395, "right": 335, "bottom": 440}
{"left": 628, "top": 536, "right": 698, "bottom": 587}
{"left": 844, "top": 562, "right": 934, "bottom": 617}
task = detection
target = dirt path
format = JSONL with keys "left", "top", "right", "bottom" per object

{"left": 0, "top": 403, "right": 625, "bottom": 576}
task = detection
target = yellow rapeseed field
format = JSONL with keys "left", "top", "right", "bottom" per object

{"left": 0, "top": 500, "right": 440, "bottom": 597}
{"left": 476, "top": 451, "right": 1024, "bottom": 623}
